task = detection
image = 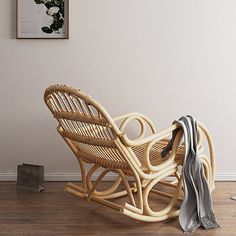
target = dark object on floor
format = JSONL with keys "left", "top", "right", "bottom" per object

{"left": 17, "top": 163, "right": 45, "bottom": 192}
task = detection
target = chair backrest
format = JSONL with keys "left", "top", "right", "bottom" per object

{"left": 44, "top": 84, "right": 127, "bottom": 168}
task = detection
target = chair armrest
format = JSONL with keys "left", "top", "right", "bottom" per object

{"left": 113, "top": 112, "right": 158, "bottom": 144}
{"left": 119, "top": 123, "right": 179, "bottom": 147}
{"left": 130, "top": 121, "right": 214, "bottom": 176}
{"left": 118, "top": 122, "right": 183, "bottom": 174}
{"left": 113, "top": 112, "right": 157, "bottom": 132}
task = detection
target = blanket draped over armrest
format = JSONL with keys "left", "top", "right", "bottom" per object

{"left": 161, "top": 115, "right": 220, "bottom": 233}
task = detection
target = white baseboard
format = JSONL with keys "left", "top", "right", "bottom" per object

{"left": 0, "top": 172, "right": 236, "bottom": 181}
{"left": 0, "top": 172, "right": 119, "bottom": 181}
{"left": 214, "top": 173, "right": 236, "bottom": 181}
{"left": 44, "top": 172, "right": 119, "bottom": 181}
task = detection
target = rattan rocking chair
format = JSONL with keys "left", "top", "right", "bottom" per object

{"left": 44, "top": 84, "right": 215, "bottom": 222}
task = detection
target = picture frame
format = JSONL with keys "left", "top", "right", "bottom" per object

{"left": 16, "top": 0, "right": 69, "bottom": 39}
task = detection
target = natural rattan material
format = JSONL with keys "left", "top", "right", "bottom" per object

{"left": 44, "top": 84, "right": 216, "bottom": 222}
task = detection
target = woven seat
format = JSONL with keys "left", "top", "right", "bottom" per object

{"left": 132, "top": 140, "right": 185, "bottom": 166}
{"left": 77, "top": 140, "right": 184, "bottom": 176}
{"left": 44, "top": 84, "right": 215, "bottom": 222}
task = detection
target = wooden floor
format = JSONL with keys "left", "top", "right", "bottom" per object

{"left": 0, "top": 182, "right": 235, "bottom": 236}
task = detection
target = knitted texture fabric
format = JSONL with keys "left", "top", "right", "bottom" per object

{"left": 161, "top": 115, "right": 219, "bottom": 233}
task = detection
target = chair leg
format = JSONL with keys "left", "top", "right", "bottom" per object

{"left": 65, "top": 183, "right": 123, "bottom": 212}
{"left": 64, "top": 165, "right": 183, "bottom": 222}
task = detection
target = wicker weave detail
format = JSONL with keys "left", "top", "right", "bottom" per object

{"left": 61, "top": 130, "right": 117, "bottom": 148}
{"left": 53, "top": 111, "right": 107, "bottom": 126}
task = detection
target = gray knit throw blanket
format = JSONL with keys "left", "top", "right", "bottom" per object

{"left": 161, "top": 115, "right": 220, "bottom": 233}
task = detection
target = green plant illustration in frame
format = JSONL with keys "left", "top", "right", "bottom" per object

{"left": 33, "top": 0, "right": 65, "bottom": 34}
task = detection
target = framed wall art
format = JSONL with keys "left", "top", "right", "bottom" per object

{"left": 16, "top": 0, "right": 69, "bottom": 39}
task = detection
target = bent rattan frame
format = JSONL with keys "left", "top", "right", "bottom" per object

{"left": 44, "top": 84, "right": 215, "bottom": 222}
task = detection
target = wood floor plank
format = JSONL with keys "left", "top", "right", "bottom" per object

{"left": 0, "top": 182, "right": 235, "bottom": 235}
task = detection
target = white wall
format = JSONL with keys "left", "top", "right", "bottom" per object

{"left": 0, "top": 0, "right": 236, "bottom": 181}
